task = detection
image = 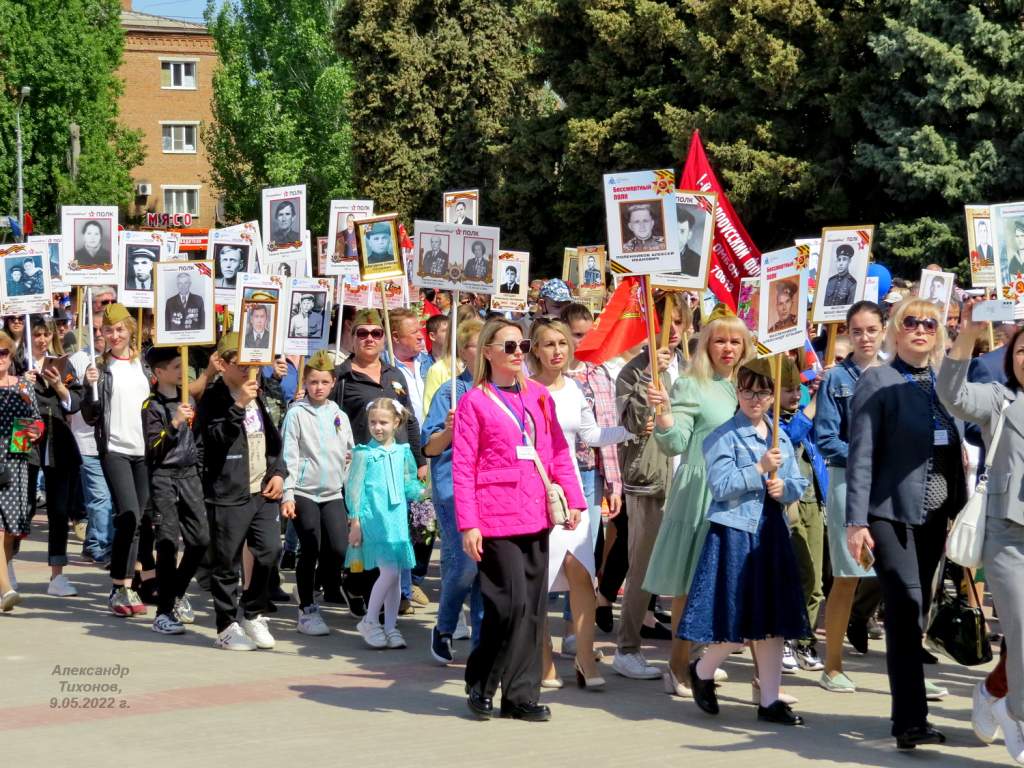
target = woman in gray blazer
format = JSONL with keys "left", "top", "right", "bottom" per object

{"left": 937, "top": 299, "right": 1024, "bottom": 764}
{"left": 846, "top": 298, "right": 966, "bottom": 752}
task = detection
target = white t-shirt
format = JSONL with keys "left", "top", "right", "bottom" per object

{"left": 548, "top": 378, "right": 631, "bottom": 488}
{"left": 68, "top": 350, "right": 98, "bottom": 456}
{"left": 107, "top": 357, "right": 150, "bottom": 457}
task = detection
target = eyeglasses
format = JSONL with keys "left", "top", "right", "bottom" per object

{"left": 355, "top": 327, "right": 385, "bottom": 340}
{"left": 97, "top": 299, "right": 114, "bottom": 307}
{"left": 738, "top": 389, "right": 773, "bottom": 401}
{"left": 901, "top": 316, "right": 938, "bottom": 334}
{"left": 0, "top": 350, "right": 10, "bottom": 358}
{"left": 488, "top": 339, "right": 531, "bottom": 355}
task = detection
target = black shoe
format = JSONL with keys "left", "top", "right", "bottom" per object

{"left": 846, "top": 620, "right": 869, "bottom": 654}
{"left": 595, "top": 605, "right": 614, "bottom": 634}
{"left": 430, "top": 626, "right": 454, "bottom": 665}
{"left": 640, "top": 621, "right": 672, "bottom": 640}
{"left": 689, "top": 660, "right": 719, "bottom": 715}
{"left": 136, "top": 578, "right": 159, "bottom": 606}
{"left": 339, "top": 584, "right": 366, "bottom": 617}
{"left": 895, "top": 725, "right": 945, "bottom": 751}
{"left": 322, "top": 588, "right": 347, "bottom": 605}
{"left": 501, "top": 701, "right": 551, "bottom": 722}
{"left": 758, "top": 700, "right": 805, "bottom": 725}
{"left": 269, "top": 586, "right": 291, "bottom": 603}
{"left": 279, "top": 551, "right": 296, "bottom": 571}
{"left": 920, "top": 648, "right": 939, "bottom": 665}
{"left": 653, "top": 609, "right": 673, "bottom": 626}
{"left": 466, "top": 688, "right": 493, "bottom": 719}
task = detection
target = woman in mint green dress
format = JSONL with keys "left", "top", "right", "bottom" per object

{"left": 643, "top": 306, "right": 753, "bottom": 694}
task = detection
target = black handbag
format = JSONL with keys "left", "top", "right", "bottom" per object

{"left": 925, "top": 563, "right": 993, "bottom": 667}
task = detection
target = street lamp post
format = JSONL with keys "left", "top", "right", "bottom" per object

{"left": 15, "top": 85, "right": 30, "bottom": 242}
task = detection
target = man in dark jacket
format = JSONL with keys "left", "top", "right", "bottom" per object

{"left": 194, "top": 332, "right": 287, "bottom": 651}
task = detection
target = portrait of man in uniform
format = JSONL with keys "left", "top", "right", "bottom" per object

{"left": 499, "top": 265, "right": 520, "bottom": 294}
{"left": 214, "top": 244, "right": 247, "bottom": 288}
{"left": 677, "top": 205, "right": 701, "bottom": 278}
{"left": 582, "top": 255, "right": 601, "bottom": 287}
{"left": 448, "top": 200, "right": 473, "bottom": 225}
{"left": 620, "top": 202, "right": 666, "bottom": 253}
{"left": 1003, "top": 219, "right": 1024, "bottom": 283}
{"left": 974, "top": 220, "right": 994, "bottom": 266}
{"left": 288, "top": 293, "right": 325, "bottom": 339}
{"left": 420, "top": 236, "right": 449, "bottom": 277}
{"left": 362, "top": 221, "right": 395, "bottom": 265}
{"left": 768, "top": 280, "right": 799, "bottom": 333}
{"left": 270, "top": 200, "right": 301, "bottom": 247}
{"left": 124, "top": 247, "right": 156, "bottom": 291}
{"left": 164, "top": 272, "right": 205, "bottom": 332}
{"left": 245, "top": 304, "right": 272, "bottom": 349}
{"left": 823, "top": 244, "right": 858, "bottom": 307}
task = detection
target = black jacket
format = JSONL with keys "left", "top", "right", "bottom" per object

{"left": 194, "top": 378, "right": 287, "bottom": 506}
{"left": 330, "top": 358, "right": 424, "bottom": 467}
{"left": 81, "top": 356, "right": 149, "bottom": 457}
{"left": 31, "top": 373, "right": 83, "bottom": 469}
{"left": 143, "top": 389, "right": 198, "bottom": 474}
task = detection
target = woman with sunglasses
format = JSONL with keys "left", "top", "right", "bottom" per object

{"left": 3, "top": 316, "right": 26, "bottom": 370}
{"left": 452, "top": 318, "right": 586, "bottom": 722}
{"left": 846, "top": 298, "right": 966, "bottom": 751}
{"left": 527, "top": 318, "right": 631, "bottom": 690}
{"left": 0, "top": 331, "right": 43, "bottom": 611}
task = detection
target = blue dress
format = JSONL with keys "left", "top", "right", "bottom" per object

{"left": 344, "top": 441, "right": 422, "bottom": 570}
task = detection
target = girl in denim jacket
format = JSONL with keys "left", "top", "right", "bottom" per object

{"left": 679, "top": 359, "right": 810, "bottom": 726}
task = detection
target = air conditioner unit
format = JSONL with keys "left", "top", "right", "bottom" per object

{"left": 136, "top": 183, "right": 152, "bottom": 196}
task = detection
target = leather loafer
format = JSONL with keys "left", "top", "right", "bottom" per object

{"left": 846, "top": 620, "right": 868, "bottom": 654}
{"left": 758, "top": 700, "right": 805, "bottom": 726}
{"left": 640, "top": 621, "right": 672, "bottom": 640}
{"left": 500, "top": 701, "right": 551, "bottom": 721}
{"left": 689, "top": 660, "right": 719, "bottom": 715}
{"left": 895, "top": 725, "right": 945, "bottom": 751}
{"left": 595, "top": 605, "right": 614, "bottom": 633}
{"left": 466, "top": 688, "right": 493, "bottom": 719}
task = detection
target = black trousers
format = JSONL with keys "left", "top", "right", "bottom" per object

{"left": 294, "top": 496, "right": 348, "bottom": 608}
{"left": 598, "top": 498, "right": 629, "bottom": 603}
{"left": 209, "top": 494, "right": 281, "bottom": 632}
{"left": 465, "top": 530, "right": 549, "bottom": 707}
{"left": 851, "top": 573, "right": 884, "bottom": 625}
{"left": 102, "top": 453, "right": 150, "bottom": 581}
{"left": 869, "top": 508, "right": 948, "bottom": 735}
{"left": 35, "top": 464, "right": 77, "bottom": 567}
{"left": 152, "top": 470, "right": 210, "bottom": 616}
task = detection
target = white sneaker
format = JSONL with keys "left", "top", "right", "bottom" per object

{"left": 7, "top": 562, "right": 16, "bottom": 590}
{"left": 452, "top": 610, "right": 471, "bottom": 641}
{"left": 993, "top": 698, "right": 1024, "bottom": 764}
{"left": 357, "top": 619, "right": 388, "bottom": 649}
{"left": 781, "top": 642, "right": 799, "bottom": 674}
{"left": 612, "top": 650, "right": 661, "bottom": 680}
{"left": 972, "top": 681, "right": 1001, "bottom": 744}
{"left": 215, "top": 622, "right": 258, "bottom": 651}
{"left": 713, "top": 667, "right": 729, "bottom": 683}
{"left": 561, "top": 634, "right": 577, "bottom": 657}
{"left": 297, "top": 605, "right": 330, "bottom": 636}
{"left": 385, "top": 628, "right": 407, "bottom": 649}
{"left": 240, "top": 615, "right": 276, "bottom": 649}
{"left": 47, "top": 574, "right": 78, "bottom": 597}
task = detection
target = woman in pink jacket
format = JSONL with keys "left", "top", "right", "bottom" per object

{"left": 453, "top": 318, "right": 586, "bottom": 723}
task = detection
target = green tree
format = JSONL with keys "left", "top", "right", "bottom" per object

{"left": 0, "top": 0, "right": 144, "bottom": 233}
{"left": 205, "top": 0, "right": 355, "bottom": 234}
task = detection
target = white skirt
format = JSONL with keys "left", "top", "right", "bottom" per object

{"left": 548, "top": 505, "right": 596, "bottom": 592}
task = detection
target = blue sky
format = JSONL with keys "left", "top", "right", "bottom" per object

{"left": 130, "top": 0, "right": 224, "bottom": 24}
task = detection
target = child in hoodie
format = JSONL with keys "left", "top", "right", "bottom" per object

{"left": 280, "top": 349, "right": 355, "bottom": 635}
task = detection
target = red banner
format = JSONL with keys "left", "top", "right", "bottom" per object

{"left": 678, "top": 131, "right": 761, "bottom": 309}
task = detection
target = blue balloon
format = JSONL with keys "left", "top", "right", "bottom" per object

{"left": 867, "top": 263, "right": 892, "bottom": 300}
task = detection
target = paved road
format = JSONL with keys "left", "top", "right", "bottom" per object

{"left": 0, "top": 529, "right": 1014, "bottom": 767}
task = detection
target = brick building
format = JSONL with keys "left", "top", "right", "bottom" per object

{"left": 118, "top": 1, "right": 220, "bottom": 227}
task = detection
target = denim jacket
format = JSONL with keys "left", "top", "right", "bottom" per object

{"left": 813, "top": 355, "right": 862, "bottom": 467}
{"left": 702, "top": 413, "right": 809, "bottom": 533}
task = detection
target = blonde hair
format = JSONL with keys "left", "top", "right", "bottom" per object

{"left": 0, "top": 331, "right": 15, "bottom": 355}
{"left": 101, "top": 317, "right": 141, "bottom": 362}
{"left": 366, "top": 397, "right": 408, "bottom": 428}
{"left": 527, "top": 318, "right": 574, "bottom": 373}
{"left": 884, "top": 297, "right": 946, "bottom": 369}
{"left": 473, "top": 318, "right": 523, "bottom": 386}
{"left": 688, "top": 315, "right": 753, "bottom": 384}
{"left": 456, "top": 317, "right": 484, "bottom": 355}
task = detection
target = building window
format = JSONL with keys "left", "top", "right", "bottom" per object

{"left": 163, "top": 187, "right": 200, "bottom": 218}
{"left": 161, "top": 124, "right": 198, "bottom": 154}
{"left": 161, "top": 61, "right": 197, "bottom": 89}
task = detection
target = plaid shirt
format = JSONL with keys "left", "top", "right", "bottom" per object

{"left": 566, "top": 362, "right": 623, "bottom": 497}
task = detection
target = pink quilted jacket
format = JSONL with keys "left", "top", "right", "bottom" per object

{"left": 452, "top": 380, "right": 586, "bottom": 537}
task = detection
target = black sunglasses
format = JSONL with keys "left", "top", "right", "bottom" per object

{"left": 0, "top": 349, "right": 10, "bottom": 358}
{"left": 488, "top": 339, "right": 531, "bottom": 355}
{"left": 97, "top": 299, "right": 114, "bottom": 307}
{"left": 355, "top": 327, "right": 385, "bottom": 340}
{"left": 901, "top": 316, "right": 938, "bottom": 334}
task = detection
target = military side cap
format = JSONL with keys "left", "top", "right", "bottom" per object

{"left": 248, "top": 291, "right": 275, "bottom": 302}
{"left": 102, "top": 302, "right": 132, "bottom": 326}
{"left": 145, "top": 345, "right": 180, "bottom": 368}
{"left": 217, "top": 332, "right": 240, "bottom": 357}
{"left": 306, "top": 349, "right": 336, "bottom": 373}
{"left": 707, "top": 303, "right": 736, "bottom": 323}
{"left": 352, "top": 308, "right": 382, "bottom": 327}
{"left": 779, "top": 355, "right": 801, "bottom": 390}
{"left": 740, "top": 357, "right": 775, "bottom": 383}
{"left": 367, "top": 222, "right": 391, "bottom": 237}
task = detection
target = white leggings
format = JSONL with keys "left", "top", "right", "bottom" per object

{"left": 366, "top": 564, "right": 401, "bottom": 631}
{"left": 696, "top": 637, "right": 785, "bottom": 707}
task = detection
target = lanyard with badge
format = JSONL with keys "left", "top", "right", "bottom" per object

{"left": 484, "top": 382, "right": 538, "bottom": 461}
{"left": 900, "top": 367, "right": 948, "bottom": 446}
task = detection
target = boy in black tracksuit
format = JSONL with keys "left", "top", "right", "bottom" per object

{"left": 143, "top": 346, "right": 210, "bottom": 636}
{"left": 195, "top": 332, "right": 287, "bottom": 651}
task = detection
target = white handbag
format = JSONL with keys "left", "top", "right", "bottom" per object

{"left": 947, "top": 401, "right": 1008, "bottom": 568}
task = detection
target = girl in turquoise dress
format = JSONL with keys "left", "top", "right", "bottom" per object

{"left": 346, "top": 398, "right": 425, "bottom": 650}
{"left": 643, "top": 305, "right": 753, "bottom": 695}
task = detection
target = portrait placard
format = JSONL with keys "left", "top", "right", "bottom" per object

{"left": 238, "top": 300, "right": 278, "bottom": 366}
{"left": 283, "top": 277, "right": 333, "bottom": 355}
{"left": 603, "top": 169, "right": 680, "bottom": 276}
{"left": 964, "top": 205, "right": 996, "bottom": 289}
{"left": 561, "top": 247, "right": 578, "bottom": 285}
{"left": 60, "top": 206, "right": 119, "bottom": 286}
{"left": 208, "top": 230, "right": 255, "bottom": 306}
{"left": 232, "top": 273, "right": 285, "bottom": 337}
{"left": 379, "top": 278, "right": 408, "bottom": 310}
{"left": 340, "top": 275, "right": 375, "bottom": 309}
{"left": 651, "top": 191, "right": 717, "bottom": 291}
{"left": 355, "top": 214, "right": 405, "bottom": 282}
{"left": 918, "top": 269, "right": 956, "bottom": 323}
{"left": 758, "top": 245, "right": 810, "bottom": 356}
{"left": 262, "top": 185, "right": 306, "bottom": 258}
{"left": 118, "top": 231, "right": 167, "bottom": 308}
{"left": 316, "top": 236, "right": 328, "bottom": 276}
{"left": 153, "top": 260, "right": 215, "bottom": 347}
{"left": 491, "top": 250, "right": 530, "bottom": 313}
{"left": 443, "top": 189, "right": 479, "bottom": 226}
{"left": 0, "top": 242, "right": 52, "bottom": 316}
{"left": 990, "top": 201, "right": 1024, "bottom": 294}
{"left": 26, "top": 234, "right": 67, "bottom": 293}
{"left": 217, "top": 221, "right": 264, "bottom": 272}
{"left": 326, "top": 199, "right": 374, "bottom": 276}
{"left": 863, "top": 275, "right": 880, "bottom": 304}
{"left": 456, "top": 225, "right": 500, "bottom": 295}
{"left": 411, "top": 220, "right": 458, "bottom": 291}
{"left": 794, "top": 236, "right": 821, "bottom": 303}
{"left": 736, "top": 276, "right": 760, "bottom": 335}
{"left": 810, "top": 226, "right": 873, "bottom": 324}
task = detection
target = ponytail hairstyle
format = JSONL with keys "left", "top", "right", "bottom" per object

{"left": 366, "top": 396, "right": 408, "bottom": 428}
